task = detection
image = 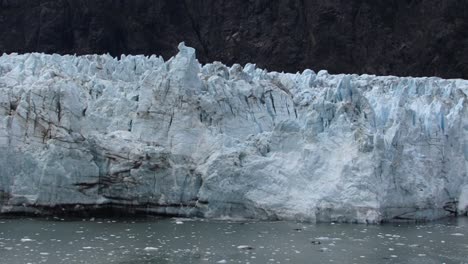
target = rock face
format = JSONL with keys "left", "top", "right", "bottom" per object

{"left": 0, "top": 43, "right": 467, "bottom": 223}
{"left": 1, "top": 0, "right": 468, "bottom": 79}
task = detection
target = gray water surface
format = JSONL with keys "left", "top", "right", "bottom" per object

{"left": 0, "top": 217, "right": 467, "bottom": 264}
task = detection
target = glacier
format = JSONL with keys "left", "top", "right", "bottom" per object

{"left": 0, "top": 43, "right": 467, "bottom": 223}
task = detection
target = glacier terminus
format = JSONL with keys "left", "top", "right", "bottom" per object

{"left": 0, "top": 43, "right": 467, "bottom": 223}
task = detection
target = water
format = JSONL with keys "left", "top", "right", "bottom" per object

{"left": 0, "top": 217, "right": 467, "bottom": 264}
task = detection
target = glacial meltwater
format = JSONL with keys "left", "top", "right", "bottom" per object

{"left": 0, "top": 217, "right": 467, "bottom": 264}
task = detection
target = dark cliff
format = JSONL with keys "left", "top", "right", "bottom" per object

{"left": 1, "top": 0, "right": 467, "bottom": 78}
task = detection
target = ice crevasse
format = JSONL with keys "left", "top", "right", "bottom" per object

{"left": 0, "top": 43, "right": 467, "bottom": 223}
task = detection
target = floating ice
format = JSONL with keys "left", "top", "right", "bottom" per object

{"left": 143, "top": 247, "right": 158, "bottom": 251}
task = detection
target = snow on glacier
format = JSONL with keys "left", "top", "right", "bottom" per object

{"left": 0, "top": 43, "right": 467, "bottom": 223}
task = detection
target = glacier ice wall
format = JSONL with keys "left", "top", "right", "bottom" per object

{"left": 0, "top": 43, "right": 467, "bottom": 223}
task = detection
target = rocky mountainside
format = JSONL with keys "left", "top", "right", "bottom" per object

{"left": 0, "top": 44, "right": 467, "bottom": 222}
{"left": 0, "top": 0, "right": 467, "bottom": 79}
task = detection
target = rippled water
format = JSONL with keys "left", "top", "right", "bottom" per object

{"left": 0, "top": 217, "right": 467, "bottom": 264}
